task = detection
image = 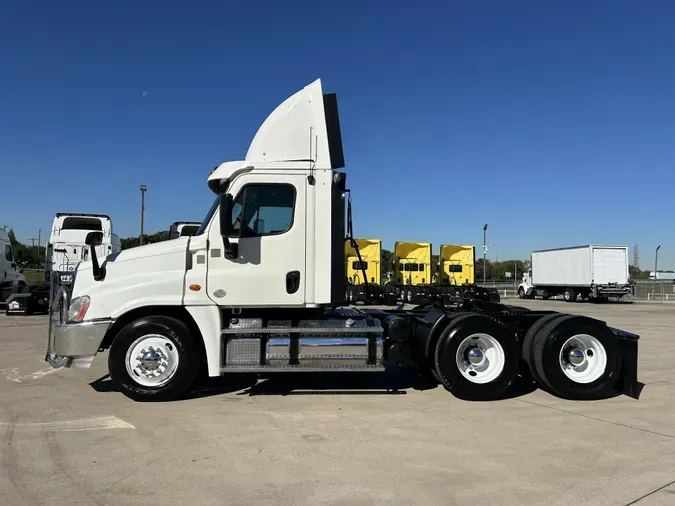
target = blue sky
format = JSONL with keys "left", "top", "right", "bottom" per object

{"left": 1, "top": 0, "right": 673, "bottom": 270}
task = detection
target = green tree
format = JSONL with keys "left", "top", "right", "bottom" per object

{"left": 6, "top": 229, "right": 44, "bottom": 267}
{"left": 629, "top": 265, "right": 650, "bottom": 279}
{"left": 121, "top": 230, "right": 172, "bottom": 250}
{"left": 381, "top": 249, "right": 393, "bottom": 284}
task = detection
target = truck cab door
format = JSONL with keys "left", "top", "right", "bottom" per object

{"left": 206, "top": 173, "right": 307, "bottom": 306}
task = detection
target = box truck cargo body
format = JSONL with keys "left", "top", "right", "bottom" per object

{"left": 518, "top": 245, "right": 631, "bottom": 302}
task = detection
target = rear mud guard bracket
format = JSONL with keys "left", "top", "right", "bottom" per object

{"left": 610, "top": 327, "right": 641, "bottom": 399}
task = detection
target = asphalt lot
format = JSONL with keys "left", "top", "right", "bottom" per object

{"left": 1, "top": 300, "right": 674, "bottom": 505}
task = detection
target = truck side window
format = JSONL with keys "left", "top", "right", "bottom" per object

{"left": 5, "top": 245, "right": 12, "bottom": 262}
{"left": 230, "top": 183, "right": 296, "bottom": 237}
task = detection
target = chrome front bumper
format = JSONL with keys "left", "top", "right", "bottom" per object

{"left": 46, "top": 320, "right": 113, "bottom": 368}
{"left": 45, "top": 275, "right": 113, "bottom": 369}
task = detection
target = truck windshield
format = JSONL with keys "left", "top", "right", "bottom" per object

{"left": 194, "top": 195, "right": 220, "bottom": 236}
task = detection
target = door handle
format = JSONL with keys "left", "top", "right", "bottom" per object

{"left": 286, "top": 271, "right": 300, "bottom": 294}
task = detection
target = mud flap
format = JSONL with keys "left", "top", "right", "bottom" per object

{"left": 610, "top": 327, "right": 641, "bottom": 399}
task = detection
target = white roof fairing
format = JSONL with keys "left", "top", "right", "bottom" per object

{"left": 208, "top": 79, "right": 344, "bottom": 188}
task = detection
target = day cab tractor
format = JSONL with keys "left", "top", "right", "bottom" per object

{"left": 45, "top": 79, "right": 640, "bottom": 403}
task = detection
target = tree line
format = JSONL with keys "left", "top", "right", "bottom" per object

{"left": 4, "top": 229, "right": 45, "bottom": 268}
{"left": 4, "top": 226, "right": 666, "bottom": 282}
{"left": 120, "top": 230, "right": 171, "bottom": 250}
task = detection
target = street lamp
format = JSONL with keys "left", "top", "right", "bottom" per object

{"left": 655, "top": 245, "right": 661, "bottom": 280}
{"left": 483, "top": 223, "right": 488, "bottom": 285}
{"left": 140, "top": 185, "right": 147, "bottom": 245}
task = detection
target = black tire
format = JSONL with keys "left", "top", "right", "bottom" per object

{"left": 563, "top": 288, "right": 577, "bottom": 302}
{"left": 522, "top": 313, "right": 568, "bottom": 386}
{"left": 434, "top": 314, "right": 519, "bottom": 401}
{"left": 108, "top": 315, "right": 200, "bottom": 402}
{"left": 518, "top": 287, "right": 525, "bottom": 299}
{"left": 531, "top": 315, "right": 622, "bottom": 400}
{"left": 503, "top": 304, "right": 531, "bottom": 312}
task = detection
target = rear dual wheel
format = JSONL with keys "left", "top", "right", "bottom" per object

{"left": 524, "top": 314, "right": 621, "bottom": 400}
{"left": 434, "top": 314, "right": 519, "bottom": 401}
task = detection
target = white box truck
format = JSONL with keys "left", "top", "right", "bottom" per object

{"left": 518, "top": 245, "right": 631, "bottom": 302}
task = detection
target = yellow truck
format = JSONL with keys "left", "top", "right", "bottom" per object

{"left": 345, "top": 238, "right": 381, "bottom": 285}
{"left": 438, "top": 244, "right": 475, "bottom": 286}
{"left": 344, "top": 239, "right": 397, "bottom": 304}
{"left": 393, "top": 242, "right": 498, "bottom": 304}
{"left": 394, "top": 242, "right": 432, "bottom": 286}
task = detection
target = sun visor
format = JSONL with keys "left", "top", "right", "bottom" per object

{"left": 245, "top": 79, "right": 345, "bottom": 169}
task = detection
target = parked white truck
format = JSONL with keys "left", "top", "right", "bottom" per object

{"left": 169, "top": 222, "right": 201, "bottom": 240}
{"left": 46, "top": 213, "right": 121, "bottom": 285}
{"left": 518, "top": 245, "right": 632, "bottom": 302}
{"left": 45, "top": 80, "right": 640, "bottom": 404}
{"left": 1, "top": 228, "right": 27, "bottom": 303}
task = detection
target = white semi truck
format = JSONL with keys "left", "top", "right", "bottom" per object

{"left": 518, "top": 245, "right": 632, "bottom": 302}
{"left": 46, "top": 213, "right": 121, "bottom": 285}
{"left": 169, "top": 222, "right": 201, "bottom": 240}
{"left": 0, "top": 228, "right": 27, "bottom": 303}
{"left": 45, "top": 80, "right": 640, "bottom": 403}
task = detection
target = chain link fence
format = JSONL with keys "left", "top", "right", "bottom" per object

{"left": 477, "top": 281, "right": 675, "bottom": 302}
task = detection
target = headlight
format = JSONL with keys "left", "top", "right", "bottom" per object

{"left": 68, "top": 296, "right": 90, "bottom": 322}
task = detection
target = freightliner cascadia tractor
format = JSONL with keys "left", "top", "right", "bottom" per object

{"left": 45, "top": 79, "right": 640, "bottom": 403}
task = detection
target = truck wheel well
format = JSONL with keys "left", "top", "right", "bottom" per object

{"left": 100, "top": 306, "right": 207, "bottom": 376}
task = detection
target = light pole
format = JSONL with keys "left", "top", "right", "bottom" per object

{"left": 140, "top": 185, "right": 147, "bottom": 245}
{"left": 655, "top": 245, "right": 661, "bottom": 280}
{"left": 483, "top": 224, "right": 488, "bottom": 285}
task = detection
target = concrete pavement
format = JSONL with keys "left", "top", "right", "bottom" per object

{"left": 1, "top": 301, "right": 673, "bottom": 505}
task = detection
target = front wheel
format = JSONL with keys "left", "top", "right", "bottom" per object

{"left": 108, "top": 315, "right": 200, "bottom": 402}
{"left": 518, "top": 287, "right": 525, "bottom": 299}
{"left": 434, "top": 314, "right": 519, "bottom": 401}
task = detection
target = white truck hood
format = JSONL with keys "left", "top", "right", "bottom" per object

{"left": 72, "top": 239, "right": 190, "bottom": 319}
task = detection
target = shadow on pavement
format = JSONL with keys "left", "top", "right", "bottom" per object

{"left": 89, "top": 368, "right": 543, "bottom": 401}
{"left": 237, "top": 367, "right": 435, "bottom": 397}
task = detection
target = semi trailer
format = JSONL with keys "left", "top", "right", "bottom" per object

{"left": 45, "top": 79, "right": 640, "bottom": 404}
{"left": 518, "top": 245, "right": 632, "bottom": 302}
{"left": 46, "top": 213, "right": 121, "bottom": 286}
{"left": 169, "top": 222, "right": 201, "bottom": 240}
